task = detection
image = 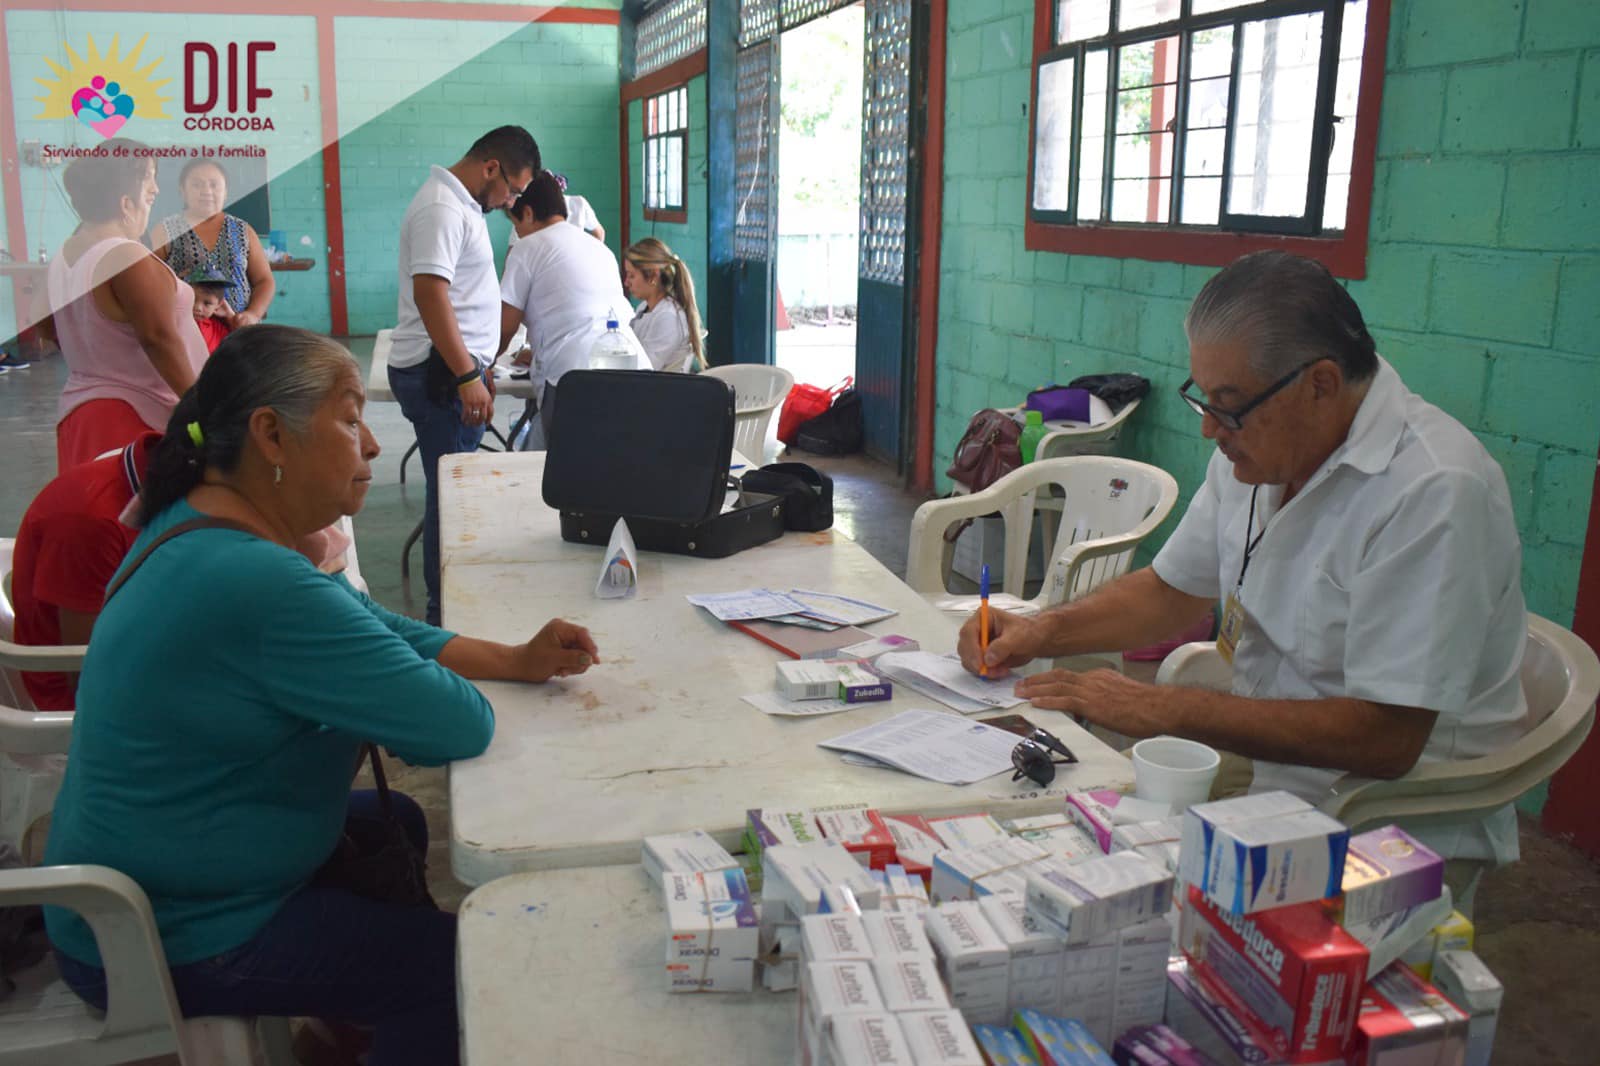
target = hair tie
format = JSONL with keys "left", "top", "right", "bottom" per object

{"left": 187, "top": 421, "right": 205, "bottom": 448}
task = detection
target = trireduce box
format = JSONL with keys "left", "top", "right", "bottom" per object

{"left": 1349, "top": 962, "right": 1469, "bottom": 1066}
{"left": 812, "top": 805, "right": 898, "bottom": 868}
{"left": 896, "top": 1009, "right": 986, "bottom": 1066}
{"left": 1338, "top": 826, "right": 1445, "bottom": 926}
{"left": 932, "top": 836, "right": 1049, "bottom": 903}
{"left": 1178, "top": 886, "right": 1367, "bottom": 1063}
{"left": 1179, "top": 792, "right": 1313, "bottom": 889}
{"left": 1023, "top": 851, "right": 1174, "bottom": 945}
{"left": 1431, "top": 950, "right": 1501, "bottom": 1066}
{"left": 980, "top": 894, "right": 1066, "bottom": 1015}
{"left": 640, "top": 828, "right": 738, "bottom": 887}
{"left": 923, "top": 900, "right": 1012, "bottom": 1026}
{"left": 826, "top": 1012, "right": 914, "bottom": 1066}
{"left": 1201, "top": 810, "right": 1350, "bottom": 914}
{"left": 661, "top": 869, "right": 759, "bottom": 993}
{"left": 882, "top": 814, "right": 943, "bottom": 881}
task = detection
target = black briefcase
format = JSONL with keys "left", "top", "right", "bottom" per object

{"left": 541, "top": 370, "right": 786, "bottom": 558}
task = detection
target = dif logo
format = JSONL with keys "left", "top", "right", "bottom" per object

{"left": 184, "top": 43, "right": 276, "bottom": 131}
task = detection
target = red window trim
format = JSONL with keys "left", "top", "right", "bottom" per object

{"left": 643, "top": 207, "right": 690, "bottom": 224}
{"left": 633, "top": 78, "right": 693, "bottom": 224}
{"left": 1023, "top": 0, "right": 1391, "bottom": 280}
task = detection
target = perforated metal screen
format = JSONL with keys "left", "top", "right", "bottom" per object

{"left": 860, "top": 0, "right": 910, "bottom": 285}
{"left": 740, "top": 0, "right": 855, "bottom": 47}
{"left": 733, "top": 41, "right": 776, "bottom": 261}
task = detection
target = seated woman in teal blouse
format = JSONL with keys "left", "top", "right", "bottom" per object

{"left": 43, "top": 324, "right": 598, "bottom": 1066}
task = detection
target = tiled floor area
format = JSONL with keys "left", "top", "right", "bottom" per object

{"left": 4, "top": 341, "right": 1599, "bottom": 1062}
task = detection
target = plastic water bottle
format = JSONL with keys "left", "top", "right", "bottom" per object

{"left": 1019, "top": 409, "right": 1047, "bottom": 463}
{"left": 588, "top": 310, "right": 636, "bottom": 371}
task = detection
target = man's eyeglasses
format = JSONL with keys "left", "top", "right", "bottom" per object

{"left": 495, "top": 161, "right": 530, "bottom": 200}
{"left": 1178, "top": 358, "right": 1326, "bottom": 432}
{"left": 1010, "top": 728, "right": 1078, "bottom": 788}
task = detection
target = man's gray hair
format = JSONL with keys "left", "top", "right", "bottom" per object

{"left": 1185, "top": 251, "right": 1378, "bottom": 383}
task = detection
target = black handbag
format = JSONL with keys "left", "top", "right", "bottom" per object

{"left": 739, "top": 462, "right": 833, "bottom": 532}
{"left": 312, "top": 744, "right": 436, "bottom": 909}
{"left": 792, "top": 387, "right": 864, "bottom": 456}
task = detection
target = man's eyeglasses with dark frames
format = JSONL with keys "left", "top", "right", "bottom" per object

{"left": 1178, "top": 358, "right": 1327, "bottom": 432}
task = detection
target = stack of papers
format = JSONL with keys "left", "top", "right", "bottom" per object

{"left": 687, "top": 588, "right": 897, "bottom": 627}
{"left": 872, "top": 651, "right": 1026, "bottom": 714}
{"left": 818, "top": 709, "right": 1019, "bottom": 785}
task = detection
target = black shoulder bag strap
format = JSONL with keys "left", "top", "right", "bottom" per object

{"left": 103, "top": 516, "right": 262, "bottom": 605}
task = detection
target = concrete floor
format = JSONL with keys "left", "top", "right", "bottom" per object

{"left": 4, "top": 341, "right": 1598, "bottom": 1063}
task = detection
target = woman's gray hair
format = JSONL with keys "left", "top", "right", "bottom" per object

{"left": 141, "top": 325, "right": 360, "bottom": 518}
{"left": 1185, "top": 251, "right": 1378, "bottom": 383}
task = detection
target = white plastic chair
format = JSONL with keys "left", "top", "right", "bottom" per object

{"left": 336, "top": 516, "right": 368, "bottom": 596}
{"left": 996, "top": 397, "right": 1143, "bottom": 460}
{"left": 702, "top": 365, "right": 795, "bottom": 463}
{"left": 0, "top": 864, "right": 293, "bottom": 1065}
{"left": 907, "top": 456, "right": 1180, "bottom": 612}
{"left": 1154, "top": 612, "right": 1600, "bottom": 833}
{"left": 0, "top": 538, "right": 80, "bottom": 854}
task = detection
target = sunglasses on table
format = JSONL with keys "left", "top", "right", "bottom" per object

{"left": 1177, "top": 357, "right": 1328, "bottom": 432}
{"left": 1010, "top": 728, "right": 1078, "bottom": 788}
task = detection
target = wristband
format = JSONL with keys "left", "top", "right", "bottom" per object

{"left": 455, "top": 367, "right": 485, "bottom": 388}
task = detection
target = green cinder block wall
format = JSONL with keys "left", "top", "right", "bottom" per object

{"left": 624, "top": 75, "right": 709, "bottom": 344}
{"left": 936, "top": 0, "right": 1600, "bottom": 637}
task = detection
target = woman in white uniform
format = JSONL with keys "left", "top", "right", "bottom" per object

{"left": 499, "top": 172, "right": 645, "bottom": 438}
{"left": 623, "top": 237, "right": 706, "bottom": 373}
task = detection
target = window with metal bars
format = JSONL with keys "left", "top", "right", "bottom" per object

{"left": 1028, "top": 0, "right": 1385, "bottom": 273}
{"left": 643, "top": 85, "right": 690, "bottom": 221}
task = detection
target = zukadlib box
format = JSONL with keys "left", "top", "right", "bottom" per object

{"left": 745, "top": 808, "right": 822, "bottom": 888}
{"left": 1200, "top": 810, "right": 1349, "bottom": 915}
{"left": 813, "top": 805, "right": 898, "bottom": 868}
{"left": 827, "top": 1012, "right": 914, "bottom": 1066}
{"left": 641, "top": 828, "right": 739, "bottom": 888}
{"left": 1179, "top": 792, "right": 1312, "bottom": 890}
{"left": 1337, "top": 826, "right": 1445, "bottom": 926}
{"left": 929, "top": 812, "right": 1010, "bottom": 849}
{"left": 897, "top": 1008, "right": 986, "bottom": 1066}
{"left": 833, "top": 661, "right": 892, "bottom": 703}
{"left": 923, "top": 900, "right": 1012, "bottom": 1025}
{"left": 861, "top": 910, "right": 932, "bottom": 959}
{"left": 1006, "top": 815, "right": 1104, "bottom": 864}
{"left": 981, "top": 894, "right": 1066, "bottom": 1014}
{"left": 1178, "top": 886, "right": 1367, "bottom": 1063}
{"left": 871, "top": 954, "right": 951, "bottom": 1012}
{"left": 1431, "top": 950, "right": 1501, "bottom": 1066}
{"left": 1349, "top": 962, "right": 1469, "bottom": 1066}
{"left": 1023, "top": 851, "right": 1174, "bottom": 945}
{"left": 932, "top": 836, "right": 1050, "bottom": 903}
{"left": 662, "top": 868, "right": 759, "bottom": 993}
{"left": 802, "top": 912, "right": 874, "bottom": 963}
{"left": 882, "top": 814, "right": 942, "bottom": 881}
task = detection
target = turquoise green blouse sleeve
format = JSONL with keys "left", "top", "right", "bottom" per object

{"left": 330, "top": 571, "right": 456, "bottom": 661}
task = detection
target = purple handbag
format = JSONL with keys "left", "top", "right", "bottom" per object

{"left": 1024, "top": 385, "right": 1095, "bottom": 423}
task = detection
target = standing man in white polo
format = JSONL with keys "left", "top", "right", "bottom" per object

{"left": 391, "top": 126, "right": 539, "bottom": 624}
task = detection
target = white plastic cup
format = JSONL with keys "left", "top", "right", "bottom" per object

{"left": 1131, "top": 736, "right": 1221, "bottom": 811}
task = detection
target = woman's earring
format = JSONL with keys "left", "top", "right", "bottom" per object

{"left": 274, "top": 465, "right": 283, "bottom": 486}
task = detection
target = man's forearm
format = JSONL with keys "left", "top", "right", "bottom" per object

{"left": 1036, "top": 568, "right": 1213, "bottom": 657}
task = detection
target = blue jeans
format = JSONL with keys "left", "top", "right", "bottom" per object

{"left": 389, "top": 359, "right": 487, "bottom": 625}
{"left": 56, "top": 791, "right": 459, "bottom": 1066}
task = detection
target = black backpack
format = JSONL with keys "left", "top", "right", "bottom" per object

{"left": 739, "top": 462, "right": 834, "bottom": 531}
{"left": 793, "top": 388, "right": 864, "bottom": 456}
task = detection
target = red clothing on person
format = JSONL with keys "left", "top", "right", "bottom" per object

{"left": 13, "top": 433, "right": 159, "bottom": 710}
{"left": 55, "top": 398, "right": 159, "bottom": 474}
{"left": 196, "top": 315, "right": 231, "bottom": 354}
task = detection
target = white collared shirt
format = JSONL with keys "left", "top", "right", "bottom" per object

{"left": 392, "top": 165, "right": 499, "bottom": 369}
{"left": 630, "top": 296, "right": 695, "bottom": 372}
{"left": 1153, "top": 357, "right": 1528, "bottom": 862}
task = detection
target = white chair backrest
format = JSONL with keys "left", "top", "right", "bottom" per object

{"left": 368, "top": 329, "right": 393, "bottom": 398}
{"left": 337, "top": 516, "right": 368, "bottom": 595}
{"left": 702, "top": 365, "right": 795, "bottom": 462}
{"left": 0, "top": 539, "right": 31, "bottom": 711}
{"left": 1036, "top": 397, "right": 1143, "bottom": 459}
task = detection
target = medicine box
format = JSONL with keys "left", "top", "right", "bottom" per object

{"left": 812, "top": 805, "right": 897, "bottom": 868}
{"left": 932, "top": 836, "right": 1049, "bottom": 903}
{"left": 1023, "top": 851, "right": 1173, "bottom": 945}
{"left": 826, "top": 1012, "right": 914, "bottom": 1066}
{"left": 1014, "top": 1008, "right": 1117, "bottom": 1066}
{"left": 1341, "top": 885, "right": 1453, "bottom": 979}
{"left": 1110, "top": 817, "right": 1184, "bottom": 877}
{"left": 1111, "top": 917, "right": 1173, "bottom": 1040}
{"left": 980, "top": 894, "right": 1065, "bottom": 1015}
{"left": 1200, "top": 809, "right": 1349, "bottom": 914}
{"left": 877, "top": 862, "right": 931, "bottom": 913}
{"left": 871, "top": 954, "right": 951, "bottom": 1012}
{"left": 1431, "top": 950, "right": 1501, "bottom": 1066}
{"left": 923, "top": 900, "right": 1012, "bottom": 1026}
{"left": 1401, "top": 908, "right": 1474, "bottom": 983}
{"left": 640, "top": 828, "right": 738, "bottom": 887}
{"left": 1066, "top": 791, "right": 1174, "bottom": 854}
{"left": 743, "top": 808, "right": 821, "bottom": 886}
{"left": 1178, "top": 885, "right": 1367, "bottom": 1063}
{"left": 1338, "top": 826, "right": 1444, "bottom": 925}
{"left": 661, "top": 869, "right": 758, "bottom": 993}
{"left": 777, "top": 659, "right": 851, "bottom": 701}
{"left": 1059, "top": 933, "right": 1118, "bottom": 1043}
{"left": 1005, "top": 815, "right": 1103, "bottom": 864}
{"left": 896, "top": 1009, "right": 986, "bottom": 1066}
{"left": 802, "top": 960, "right": 886, "bottom": 1065}
{"left": 882, "top": 814, "right": 943, "bottom": 880}
{"left": 929, "top": 812, "right": 1010, "bottom": 850}
{"left": 838, "top": 634, "right": 921, "bottom": 661}
{"left": 1178, "top": 791, "right": 1312, "bottom": 890}
{"left": 801, "top": 912, "right": 873, "bottom": 963}
{"left": 1349, "top": 962, "right": 1469, "bottom": 1066}
{"left": 1117, "top": 1023, "right": 1218, "bottom": 1066}
{"left": 860, "top": 910, "right": 932, "bottom": 959}
{"left": 835, "top": 661, "right": 893, "bottom": 703}
{"left": 1164, "top": 957, "right": 1286, "bottom": 1066}
{"left": 973, "top": 1024, "right": 1041, "bottom": 1066}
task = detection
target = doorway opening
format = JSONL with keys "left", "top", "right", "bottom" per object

{"left": 774, "top": 2, "right": 862, "bottom": 390}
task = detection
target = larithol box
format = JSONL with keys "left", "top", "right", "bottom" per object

{"left": 860, "top": 910, "right": 932, "bottom": 959}
{"left": 923, "top": 900, "right": 1011, "bottom": 1026}
{"left": 826, "top": 1012, "right": 914, "bottom": 1066}
{"left": 640, "top": 828, "right": 738, "bottom": 887}
{"left": 897, "top": 1009, "right": 986, "bottom": 1066}
{"left": 1338, "top": 826, "right": 1445, "bottom": 925}
{"left": 1023, "top": 851, "right": 1173, "bottom": 945}
{"left": 662, "top": 869, "right": 758, "bottom": 993}
{"left": 871, "top": 954, "right": 951, "bottom": 1012}
{"left": 800, "top": 912, "right": 873, "bottom": 963}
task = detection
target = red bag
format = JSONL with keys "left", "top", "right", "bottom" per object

{"left": 778, "top": 376, "right": 852, "bottom": 445}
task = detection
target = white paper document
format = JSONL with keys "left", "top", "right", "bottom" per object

{"left": 931, "top": 593, "right": 1042, "bottom": 617}
{"left": 741, "top": 691, "right": 856, "bottom": 718}
{"left": 819, "top": 709, "right": 1019, "bottom": 785}
{"left": 872, "top": 651, "right": 1027, "bottom": 714}
{"left": 686, "top": 588, "right": 808, "bottom": 621}
{"left": 786, "top": 589, "right": 899, "bottom": 626}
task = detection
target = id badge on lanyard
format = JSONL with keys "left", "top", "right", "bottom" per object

{"left": 1218, "top": 486, "right": 1265, "bottom": 666}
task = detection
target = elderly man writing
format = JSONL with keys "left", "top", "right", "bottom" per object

{"left": 959, "top": 251, "right": 1527, "bottom": 865}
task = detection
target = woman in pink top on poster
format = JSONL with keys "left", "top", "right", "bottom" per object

{"left": 45, "top": 138, "right": 209, "bottom": 473}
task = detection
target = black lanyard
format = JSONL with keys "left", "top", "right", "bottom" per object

{"left": 1236, "top": 486, "right": 1268, "bottom": 589}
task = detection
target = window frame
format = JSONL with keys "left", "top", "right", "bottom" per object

{"left": 642, "top": 83, "right": 691, "bottom": 224}
{"left": 1025, "top": 0, "right": 1391, "bottom": 278}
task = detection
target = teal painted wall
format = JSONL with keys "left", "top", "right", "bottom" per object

{"left": 936, "top": 0, "right": 1600, "bottom": 641}
{"left": 625, "top": 75, "right": 709, "bottom": 349}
